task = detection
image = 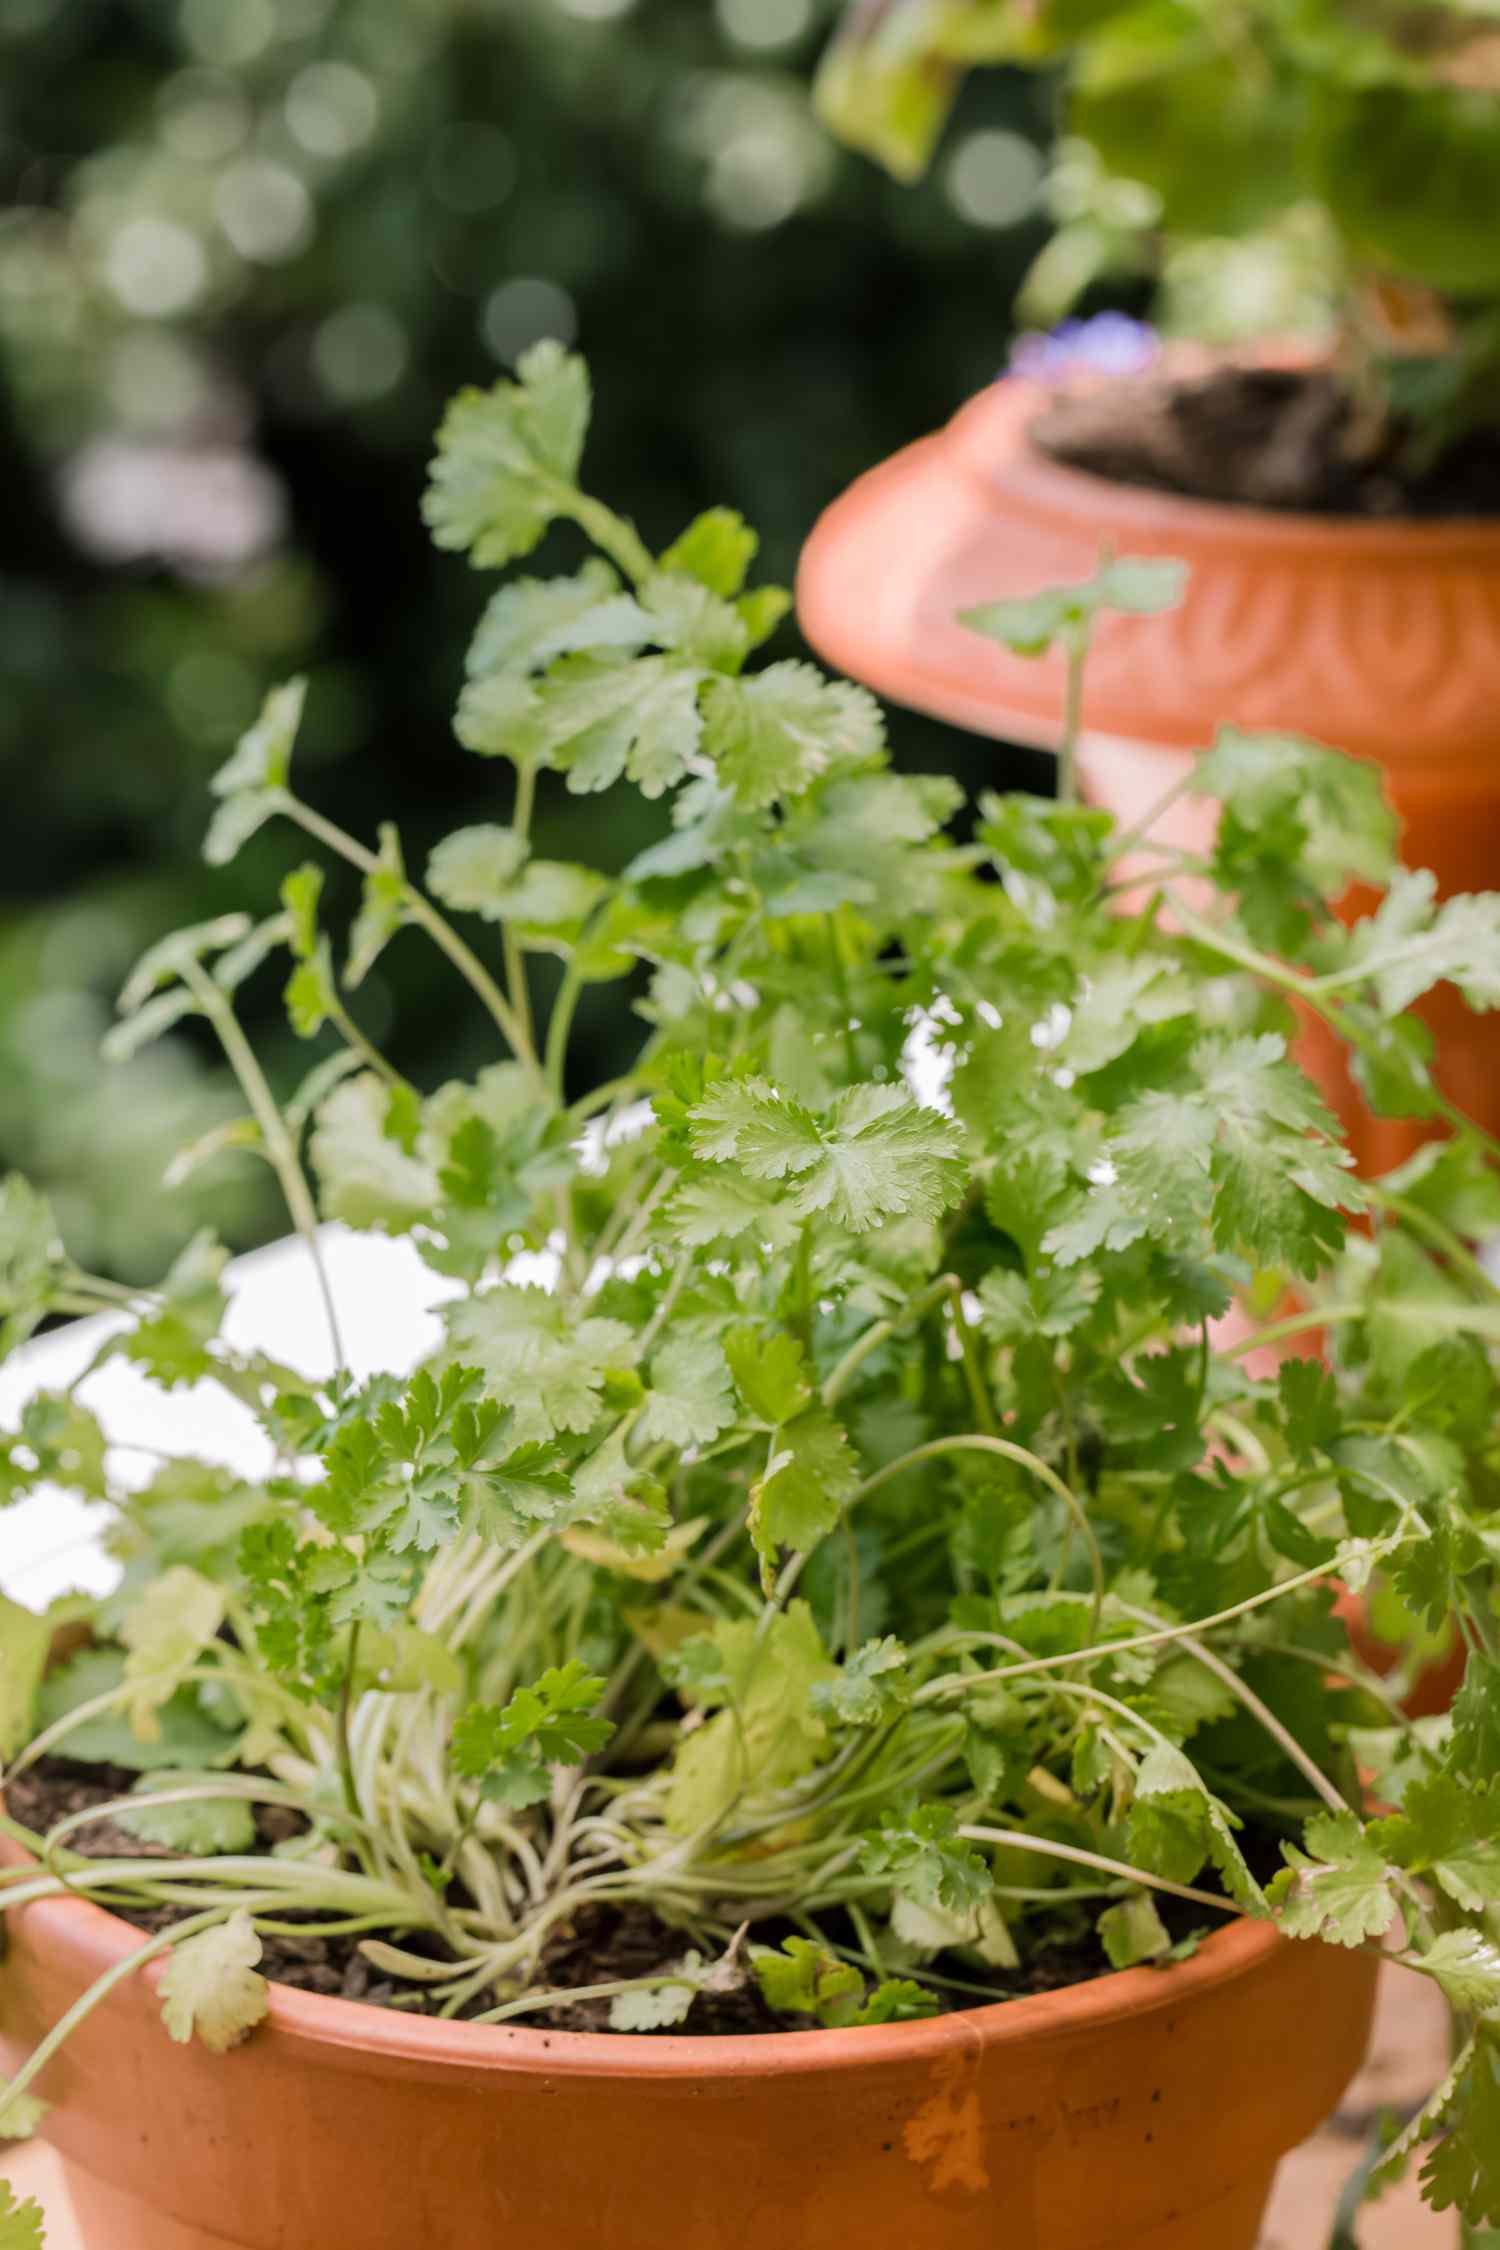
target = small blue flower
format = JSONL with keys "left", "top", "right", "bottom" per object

{"left": 1007, "top": 313, "right": 1158, "bottom": 384}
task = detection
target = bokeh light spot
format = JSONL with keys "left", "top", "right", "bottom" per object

{"left": 104, "top": 217, "right": 208, "bottom": 317}
{"left": 286, "top": 62, "right": 379, "bottom": 160}
{"left": 945, "top": 130, "right": 1043, "bottom": 230}
{"left": 715, "top": 0, "right": 811, "bottom": 52}
{"left": 314, "top": 303, "right": 409, "bottom": 402}
{"left": 216, "top": 160, "right": 314, "bottom": 263}
{"left": 481, "top": 276, "right": 578, "bottom": 365}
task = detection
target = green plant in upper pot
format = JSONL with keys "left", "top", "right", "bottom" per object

{"left": 818, "top": 0, "right": 1500, "bottom": 466}
{"left": 3, "top": 348, "right": 1500, "bottom": 2249}
{"left": 804, "top": 0, "right": 1500, "bottom": 1176}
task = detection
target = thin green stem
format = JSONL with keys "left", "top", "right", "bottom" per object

{"left": 958, "top": 1827, "right": 1243, "bottom": 1917}
{"left": 546, "top": 961, "right": 584, "bottom": 1098}
{"left": 183, "top": 962, "right": 345, "bottom": 1370}
{"left": 916, "top": 1534, "right": 1403, "bottom": 1705}
{"left": 822, "top": 1272, "right": 960, "bottom": 1408}
{"left": 275, "top": 793, "right": 543, "bottom": 1088}
{"left": 555, "top": 491, "right": 656, "bottom": 588}
{"left": 1058, "top": 630, "right": 1087, "bottom": 808}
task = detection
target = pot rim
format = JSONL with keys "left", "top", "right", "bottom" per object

{"left": 1, "top": 1828, "right": 1284, "bottom": 2081}
{"left": 968, "top": 374, "right": 1500, "bottom": 553}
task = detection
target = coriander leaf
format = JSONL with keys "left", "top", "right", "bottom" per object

{"left": 544, "top": 656, "right": 703, "bottom": 799}
{"left": 702, "top": 662, "right": 883, "bottom": 809}
{"left": 860, "top": 1803, "right": 993, "bottom": 1916}
{"left": 451, "top": 1662, "right": 612, "bottom": 1807}
{"left": 637, "top": 1332, "right": 735, "bottom": 1450}
{"left": 0, "top": 1176, "right": 65, "bottom": 1358}
{"left": 855, "top": 1978, "right": 940, "bottom": 2025}
{"left": 1098, "top": 1891, "right": 1173, "bottom": 1970}
{"left": 668, "top": 1172, "right": 800, "bottom": 1250}
{"left": 723, "top": 1326, "right": 812, "bottom": 1425}
{"left": 665, "top": 1604, "right": 833, "bottom": 1833}
{"left": 310, "top": 1074, "right": 439, "bottom": 1234}
{"left": 0, "top": 2083, "right": 48, "bottom": 2144}
{"left": 810, "top": 1636, "right": 911, "bottom": 1727}
{"left": 1414, "top": 1928, "right": 1500, "bottom": 2018}
{"left": 160, "top": 1911, "right": 269, "bottom": 2053}
{"left": 1420, "top": 2033, "right": 1500, "bottom": 2228}
{"left": 118, "top": 1775, "right": 258, "bottom": 1856}
{"left": 423, "top": 341, "right": 590, "bottom": 567}
{"left": 117, "top": 914, "right": 251, "bottom": 1017}
{"left": 426, "top": 827, "right": 608, "bottom": 932}
{"left": 1191, "top": 727, "right": 1397, "bottom": 897}
{"left": 750, "top": 1406, "right": 859, "bottom": 1582}
{"left": 443, "top": 1284, "right": 634, "bottom": 1443}
{"left": 1373, "top": 1776, "right": 1500, "bottom": 1915}
{"left": 346, "top": 823, "right": 408, "bottom": 986}
{"left": 608, "top": 1962, "right": 704, "bottom": 2031}
{"left": 0, "top": 1593, "right": 49, "bottom": 1761}
{"left": 1127, "top": 1743, "right": 1264, "bottom": 1908}
{"left": 754, "top": 1936, "right": 865, "bottom": 2025}
{"left": 105, "top": 1230, "right": 228, "bottom": 1389}
{"left": 690, "top": 1080, "right": 965, "bottom": 1233}
{"left": 1343, "top": 868, "right": 1500, "bottom": 1017}
{"left": 659, "top": 508, "right": 758, "bottom": 598}
{"left": 120, "top": 1566, "right": 226, "bottom": 1740}
{"left": 0, "top": 2181, "right": 45, "bottom": 2248}
{"left": 960, "top": 556, "right": 1186, "bottom": 658}
{"left": 1277, "top": 1358, "right": 1342, "bottom": 1462}
{"left": 1267, "top": 1809, "right": 1398, "bottom": 1945}
{"left": 34, "top": 1648, "right": 242, "bottom": 1772}
{"left": 204, "top": 678, "right": 305, "bottom": 867}
{"left": 468, "top": 559, "right": 622, "bottom": 674}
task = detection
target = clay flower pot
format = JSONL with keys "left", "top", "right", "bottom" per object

{"left": 797, "top": 375, "right": 1500, "bottom": 1169}
{"left": 0, "top": 1837, "right": 1375, "bottom": 2250}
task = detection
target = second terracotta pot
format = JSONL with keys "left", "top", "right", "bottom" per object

{"left": 0, "top": 1839, "right": 1375, "bottom": 2250}
{"left": 798, "top": 374, "right": 1500, "bottom": 1170}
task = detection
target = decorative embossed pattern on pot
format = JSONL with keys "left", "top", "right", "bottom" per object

{"left": 797, "top": 376, "right": 1500, "bottom": 781}
{"left": 798, "top": 376, "right": 1500, "bottom": 1168}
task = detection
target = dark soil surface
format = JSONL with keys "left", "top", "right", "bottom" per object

{"left": 1031, "top": 365, "right": 1500, "bottom": 519}
{"left": 5, "top": 1756, "right": 1209, "bottom": 2036}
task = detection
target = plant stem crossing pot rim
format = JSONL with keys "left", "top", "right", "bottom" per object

{"left": 1, "top": 1822, "right": 1274, "bottom": 2076}
{"left": 0, "top": 1809, "right": 1378, "bottom": 2248}
{"left": 796, "top": 374, "right": 1500, "bottom": 778}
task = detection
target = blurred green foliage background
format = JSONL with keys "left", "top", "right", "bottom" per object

{"left": 0, "top": 0, "right": 1058, "bottom": 1280}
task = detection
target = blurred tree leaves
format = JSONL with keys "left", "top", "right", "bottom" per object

{"left": 0, "top": 0, "right": 1052, "bottom": 1276}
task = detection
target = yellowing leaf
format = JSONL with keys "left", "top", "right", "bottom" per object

{"left": 160, "top": 1912, "right": 269, "bottom": 2053}
{"left": 120, "top": 1567, "right": 225, "bottom": 1741}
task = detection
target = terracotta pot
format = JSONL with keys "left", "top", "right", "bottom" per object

{"left": 1333, "top": 1585, "right": 1467, "bottom": 1720}
{"left": 0, "top": 1838, "right": 1375, "bottom": 2250}
{"left": 798, "top": 375, "right": 1500, "bottom": 1169}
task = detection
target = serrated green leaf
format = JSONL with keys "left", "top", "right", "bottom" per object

{"left": 723, "top": 1326, "right": 812, "bottom": 1425}
{"left": 638, "top": 1332, "right": 735, "bottom": 1450}
{"left": 1268, "top": 1809, "right": 1397, "bottom": 1945}
{"left": 423, "top": 341, "right": 590, "bottom": 568}
{"left": 310, "top": 1073, "right": 439, "bottom": 1233}
{"left": 702, "top": 662, "right": 883, "bottom": 809}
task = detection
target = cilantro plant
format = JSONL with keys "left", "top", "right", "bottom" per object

{"left": 818, "top": 0, "right": 1500, "bottom": 466}
{"left": 5, "top": 345, "right": 1500, "bottom": 2234}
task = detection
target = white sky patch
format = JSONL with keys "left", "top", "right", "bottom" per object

{"left": 902, "top": 998, "right": 958, "bottom": 1115}
{"left": 1030, "top": 1002, "right": 1072, "bottom": 1053}
{"left": 574, "top": 1097, "right": 655, "bottom": 1176}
